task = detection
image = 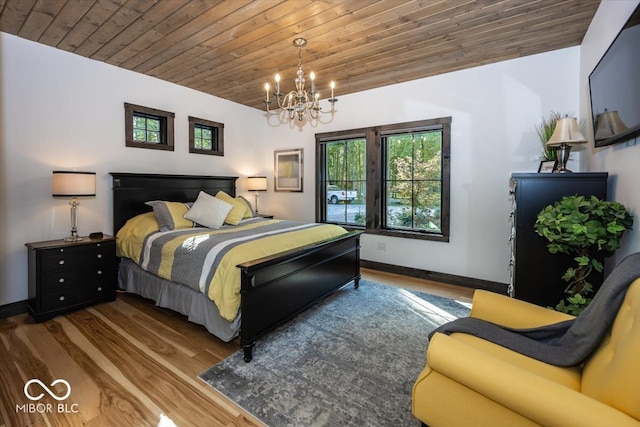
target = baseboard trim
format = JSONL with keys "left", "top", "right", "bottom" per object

{"left": 0, "top": 300, "right": 29, "bottom": 319}
{"left": 360, "top": 260, "right": 508, "bottom": 294}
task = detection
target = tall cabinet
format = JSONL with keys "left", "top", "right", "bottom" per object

{"left": 510, "top": 173, "right": 608, "bottom": 308}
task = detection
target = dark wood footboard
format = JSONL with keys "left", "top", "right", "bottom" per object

{"left": 237, "top": 230, "right": 362, "bottom": 362}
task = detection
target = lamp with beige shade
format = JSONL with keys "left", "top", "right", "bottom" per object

{"left": 545, "top": 117, "right": 586, "bottom": 173}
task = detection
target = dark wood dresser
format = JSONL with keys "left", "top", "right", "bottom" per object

{"left": 26, "top": 236, "right": 117, "bottom": 322}
{"left": 510, "top": 173, "right": 608, "bottom": 307}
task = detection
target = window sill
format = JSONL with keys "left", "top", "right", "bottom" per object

{"left": 363, "top": 228, "right": 449, "bottom": 242}
{"left": 328, "top": 224, "right": 448, "bottom": 242}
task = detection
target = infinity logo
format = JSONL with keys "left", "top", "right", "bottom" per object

{"left": 24, "top": 379, "right": 71, "bottom": 401}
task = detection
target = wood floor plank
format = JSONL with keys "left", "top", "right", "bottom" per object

{"left": 0, "top": 316, "right": 47, "bottom": 427}
{"left": 16, "top": 318, "right": 102, "bottom": 423}
{"left": 62, "top": 309, "right": 252, "bottom": 427}
{"left": 47, "top": 315, "right": 159, "bottom": 426}
{"left": 113, "top": 292, "right": 239, "bottom": 359}
{"left": 86, "top": 305, "right": 250, "bottom": 417}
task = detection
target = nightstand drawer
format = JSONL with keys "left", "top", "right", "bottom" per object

{"left": 40, "top": 284, "right": 113, "bottom": 312}
{"left": 40, "top": 268, "right": 115, "bottom": 292}
{"left": 39, "top": 242, "right": 115, "bottom": 272}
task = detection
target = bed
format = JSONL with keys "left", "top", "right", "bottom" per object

{"left": 110, "top": 172, "right": 362, "bottom": 362}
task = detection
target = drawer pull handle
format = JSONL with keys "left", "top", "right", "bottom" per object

{"left": 59, "top": 249, "right": 64, "bottom": 253}
{"left": 97, "top": 287, "right": 103, "bottom": 291}
{"left": 97, "top": 270, "right": 102, "bottom": 275}
{"left": 58, "top": 260, "right": 65, "bottom": 265}
{"left": 58, "top": 278, "right": 65, "bottom": 283}
{"left": 59, "top": 296, "right": 65, "bottom": 301}
{"left": 97, "top": 254, "right": 102, "bottom": 259}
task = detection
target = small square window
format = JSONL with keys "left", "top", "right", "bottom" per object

{"left": 125, "top": 103, "right": 174, "bottom": 151}
{"left": 189, "top": 116, "right": 224, "bottom": 156}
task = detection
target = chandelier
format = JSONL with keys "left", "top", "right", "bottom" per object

{"left": 263, "top": 38, "right": 337, "bottom": 122}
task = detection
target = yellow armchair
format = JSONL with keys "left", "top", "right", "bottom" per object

{"left": 412, "top": 279, "right": 640, "bottom": 427}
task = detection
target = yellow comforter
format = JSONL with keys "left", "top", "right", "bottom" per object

{"left": 117, "top": 214, "right": 347, "bottom": 321}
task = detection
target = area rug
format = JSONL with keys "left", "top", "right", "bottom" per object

{"left": 199, "top": 279, "right": 471, "bottom": 427}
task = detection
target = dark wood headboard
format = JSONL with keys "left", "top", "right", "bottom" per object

{"left": 110, "top": 172, "right": 238, "bottom": 234}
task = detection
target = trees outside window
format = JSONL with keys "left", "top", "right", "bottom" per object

{"left": 316, "top": 117, "right": 450, "bottom": 241}
{"left": 319, "top": 137, "right": 366, "bottom": 226}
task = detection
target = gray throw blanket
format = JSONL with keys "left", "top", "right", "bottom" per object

{"left": 429, "top": 252, "right": 640, "bottom": 367}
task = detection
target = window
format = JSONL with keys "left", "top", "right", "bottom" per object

{"left": 125, "top": 103, "right": 174, "bottom": 151}
{"left": 316, "top": 117, "right": 450, "bottom": 241}
{"left": 316, "top": 132, "right": 367, "bottom": 226}
{"left": 188, "top": 116, "right": 224, "bottom": 156}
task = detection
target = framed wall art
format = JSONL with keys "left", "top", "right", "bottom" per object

{"left": 274, "top": 149, "right": 303, "bottom": 192}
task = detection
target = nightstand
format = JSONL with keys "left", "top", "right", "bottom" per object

{"left": 25, "top": 236, "right": 117, "bottom": 322}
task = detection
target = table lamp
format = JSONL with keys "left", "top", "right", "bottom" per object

{"left": 52, "top": 171, "right": 96, "bottom": 241}
{"left": 246, "top": 176, "right": 267, "bottom": 213}
{"left": 545, "top": 116, "right": 586, "bottom": 173}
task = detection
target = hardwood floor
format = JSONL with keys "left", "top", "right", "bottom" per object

{"left": 0, "top": 270, "right": 473, "bottom": 427}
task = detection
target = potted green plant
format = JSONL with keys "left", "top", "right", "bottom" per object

{"left": 535, "top": 112, "right": 563, "bottom": 161}
{"left": 534, "top": 195, "right": 633, "bottom": 315}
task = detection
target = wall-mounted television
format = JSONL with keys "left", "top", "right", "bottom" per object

{"left": 589, "top": 5, "right": 640, "bottom": 148}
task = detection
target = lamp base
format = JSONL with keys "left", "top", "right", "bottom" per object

{"left": 254, "top": 192, "right": 260, "bottom": 213}
{"left": 553, "top": 143, "right": 573, "bottom": 173}
{"left": 65, "top": 199, "right": 82, "bottom": 242}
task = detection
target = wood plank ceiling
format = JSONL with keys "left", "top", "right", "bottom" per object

{"left": 0, "top": 0, "right": 601, "bottom": 110}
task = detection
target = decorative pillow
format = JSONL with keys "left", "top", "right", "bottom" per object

{"left": 184, "top": 191, "right": 233, "bottom": 229}
{"left": 237, "top": 195, "right": 255, "bottom": 218}
{"left": 215, "top": 191, "right": 248, "bottom": 225}
{"left": 115, "top": 212, "right": 160, "bottom": 260}
{"left": 145, "top": 201, "right": 194, "bottom": 231}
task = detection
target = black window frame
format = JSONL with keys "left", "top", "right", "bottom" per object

{"left": 188, "top": 116, "right": 224, "bottom": 156}
{"left": 124, "top": 103, "right": 174, "bottom": 151}
{"left": 316, "top": 117, "right": 451, "bottom": 242}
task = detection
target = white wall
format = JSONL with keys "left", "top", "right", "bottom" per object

{"left": 1, "top": 31, "right": 584, "bottom": 306}
{"left": 260, "top": 47, "right": 582, "bottom": 285}
{"left": 581, "top": 0, "right": 640, "bottom": 271}
{"left": 0, "top": 33, "right": 266, "bottom": 305}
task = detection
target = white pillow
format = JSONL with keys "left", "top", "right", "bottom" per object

{"left": 184, "top": 191, "right": 233, "bottom": 229}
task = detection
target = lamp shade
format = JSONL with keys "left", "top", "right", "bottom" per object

{"left": 247, "top": 176, "right": 268, "bottom": 191}
{"left": 545, "top": 117, "right": 587, "bottom": 146}
{"left": 595, "top": 109, "right": 629, "bottom": 141}
{"left": 52, "top": 171, "right": 96, "bottom": 197}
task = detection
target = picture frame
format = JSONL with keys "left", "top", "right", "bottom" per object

{"left": 274, "top": 149, "right": 303, "bottom": 192}
{"left": 538, "top": 160, "right": 557, "bottom": 173}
